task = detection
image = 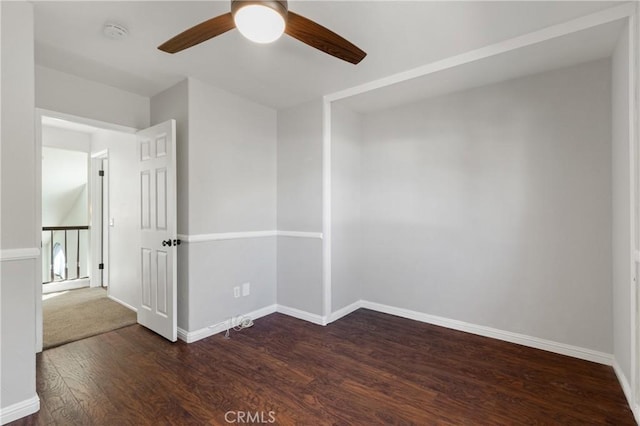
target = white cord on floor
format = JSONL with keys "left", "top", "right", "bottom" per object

{"left": 233, "top": 315, "right": 254, "bottom": 331}
{"left": 224, "top": 315, "right": 254, "bottom": 339}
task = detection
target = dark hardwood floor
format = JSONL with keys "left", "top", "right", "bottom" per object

{"left": 11, "top": 309, "right": 635, "bottom": 425}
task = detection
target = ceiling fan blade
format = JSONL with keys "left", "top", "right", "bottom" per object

{"left": 285, "top": 12, "right": 366, "bottom": 65}
{"left": 158, "top": 13, "right": 235, "bottom": 54}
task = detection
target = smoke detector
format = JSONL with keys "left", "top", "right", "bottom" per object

{"left": 103, "top": 22, "right": 128, "bottom": 40}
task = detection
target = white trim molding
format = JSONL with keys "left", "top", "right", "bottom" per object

{"left": 0, "top": 395, "right": 40, "bottom": 425}
{"left": 178, "top": 231, "right": 277, "bottom": 243}
{"left": 627, "top": 7, "right": 639, "bottom": 412}
{"left": 277, "top": 304, "right": 327, "bottom": 326}
{"left": 359, "top": 301, "right": 613, "bottom": 365}
{"left": 317, "top": 300, "right": 616, "bottom": 366}
{"left": 322, "top": 98, "right": 332, "bottom": 319}
{"left": 178, "top": 304, "right": 277, "bottom": 343}
{"left": 179, "top": 297, "right": 617, "bottom": 368}
{"left": 108, "top": 295, "right": 138, "bottom": 313}
{"left": 177, "top": 230, "right": 322, "bottom": 243}
{"left": 613, "top": 359, "right": 638, "bottom": 423}
{"left": 329, "top": 300, "right": 362, "bottom": 323}
{"left": 42, "top": 278, "right": 89, "bottom": 294}
{"left": 0, "top": 247, "right": 40, "bottom": 261}
{"left": 37, "top": 108, "right": 138, "bottom": 134}
{"left": 277, "top": 231, "right": 323, "bottom": 239}
{"left": 91, "top": 149, "right": 109, "bottom": 159}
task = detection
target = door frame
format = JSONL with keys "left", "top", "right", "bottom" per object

{"left": 35, "top": 108, "right": 137, "bottom": 353}
{"left": 90, "top": 150, "right": 109, "bottom": 290}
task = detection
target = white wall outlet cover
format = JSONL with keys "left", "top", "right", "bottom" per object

{"left": 242, "top": 282, "right": 250, "bottom": 296}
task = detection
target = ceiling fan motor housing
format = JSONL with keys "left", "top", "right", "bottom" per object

{"left": 231, "top": 0, "right": 288, "bottom": 21}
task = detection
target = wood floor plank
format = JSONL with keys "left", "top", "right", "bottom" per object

{"left": 9, "top": 310, "right": 635, "bottom": 425}
{"left": 49, "top": 351, "right": 144, "bottom": 425}
{"left": 33, "top": 352, "right": 91, "bottom": 426}
{"left": 324, "top": 310, "right": 630, "bottom": 424}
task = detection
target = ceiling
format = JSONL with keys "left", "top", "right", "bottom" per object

{"left": 34, "top": 1, "right": 621, "bottom": 110}
{"left": 338, "top": 18, "right": 626, "bottom": 113}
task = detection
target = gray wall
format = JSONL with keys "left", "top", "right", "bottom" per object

{"left": 150, "top": 80, "right": 190, "bottom": 329}
{"left": 189, "top": 79, "right": 276, "bottom": 234}
{"left": 151, "top": 78, "right": 278, "bottom": 332}
{"left": 1, "top": 0, "right": 38, "bottom": 416}
{"left": 186, "top": 78, "right": 277, "bottom": 330}
{"left": 188, "top": 78, "right": 277, "bottom": 234}
{"left": 151, "top": 80, "right": 189, "bottom": 235}
{"left": 331, "top": 104, "right": 363, "bottom": 312}
{"left": 187, "top": 238, "right": 276, "bottom": 330}
{"left": 611, "top": 24, "right": 632, "bottom": 382}
{"left": 276, "top": 100, "right": 323, "bottom": 315}
{"left": 277, "top": 100, "right": 323, "bottom": 232}
{"left": 357, "top": 59, "right": 613, "bottom": 352}
{"left": 35, "top": 66, "right": 150, "bottom": 129}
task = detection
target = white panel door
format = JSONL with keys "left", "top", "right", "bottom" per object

{"left": 137, "top": 120, "right": 177, "bottom": 341}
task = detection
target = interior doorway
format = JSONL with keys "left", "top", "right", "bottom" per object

{"left": 36, "top": 109, "right": 140, "bottom": 352}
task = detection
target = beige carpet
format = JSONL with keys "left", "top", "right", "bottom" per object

{"left": 43, "top": 287, "right": 137, "bottom": 349}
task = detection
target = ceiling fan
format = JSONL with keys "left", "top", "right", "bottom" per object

{"left": 158, "top": 0, "right": 366, "bottom": 64}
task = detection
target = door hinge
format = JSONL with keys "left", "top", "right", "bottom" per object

{"left": 98, "top": 170, "right": 104, "bottom": 177}
{"left": 98, "top": 263, "right": 104, "bottom": 270}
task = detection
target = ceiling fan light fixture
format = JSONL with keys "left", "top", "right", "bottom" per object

{"left": 159, "top": 0, "right": 366, "bottom": 64}
{"left": 232, "top": 1, "right": 287, "bottom": 44}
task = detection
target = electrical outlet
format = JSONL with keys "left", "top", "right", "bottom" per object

{"left": 242, "top": 282, "right": 250, "bottom": 296}
{"left": 233, "top": 286, "right": 240, "bottom": 298}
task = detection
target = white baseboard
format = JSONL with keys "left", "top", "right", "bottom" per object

{"left": 178, "top": 298, "right": 614, "bottom": 366}
{"left": 43, "top": 278, "right": 89, "bottom": 294}
{"left": 276, "top": 304, "right": 327, "bottom": 325}
{"left": 329, "top": 300, "right": 362, "bottom": 323}
{"left": 360, "top": 300, "right": 613, "bottom": 365}
{"left": 612, "top": 359, "right": 638, "bottom": 423}
{"left": 107, "top": 295, "right": 138, "bottom": 312}
{"left": 1, "top": 395, "right": 40, "bottom": 425}
{"left": 178, "top": 304, "right": 277, "bottom": 343}
{"left": 176, "top": 326, "right": 193, "bottom": 343}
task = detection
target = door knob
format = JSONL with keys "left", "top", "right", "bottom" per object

{"left": 162, "top": 239, "right": 172, "bottom": 247}
{"left": 173, "top": 239, "right": 181, "bottom": 246}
